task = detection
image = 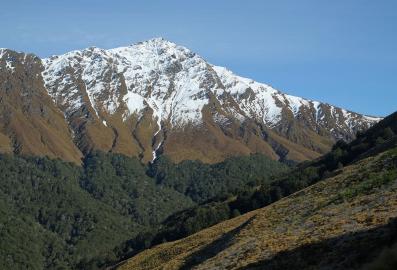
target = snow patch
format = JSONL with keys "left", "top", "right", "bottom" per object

{"left": 123, "top": 92, "right": 146, "bottom": 120}
{"left": 312, "top": 101, "right": 322, "bottom": 121}
{"left": 5, "top": 60, "right": 15, "bottom": 72}
{"left": 363, "top": 115, "right": 383, "bottom": 122}
{"left": 0, "top": 49, "right": 6, "bottom": 59}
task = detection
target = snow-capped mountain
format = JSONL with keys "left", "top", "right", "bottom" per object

{"left": 0, "top": 39, "right": 381, "bottom": 163}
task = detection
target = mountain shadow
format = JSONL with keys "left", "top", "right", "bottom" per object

{"left": 241, "top": 217, "right": 397, "bottom": 270}
{"left": 180, "top": 216, "right": 256, "bottom": 270}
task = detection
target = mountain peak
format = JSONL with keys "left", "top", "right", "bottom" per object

{"left": 37, "top": 39, "right": 382, "bottom": 163}
{"left": 140, "top": 36, "right": 172, "bottom": 44}
{"left": 125, "top": 37, "right": 176, "bottom": 50}
{"left": 118, "top": 37, "right": 195, "bottom": 60}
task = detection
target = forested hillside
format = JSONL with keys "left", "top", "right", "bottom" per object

{"left": 0, "top": 152, "right": 286, "bottom": 269}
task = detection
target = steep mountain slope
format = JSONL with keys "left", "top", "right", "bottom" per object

{"left": 0, "top": 49, "right": 82, "bottom": 163}
{"left": 117, "top": 144, "right": 397, "bottom": 270}
{"left": 41, "top": 38, "right": 380, "bottom": 163}
{"left": 0, "top": 39, "right": 380, "bottom": 163}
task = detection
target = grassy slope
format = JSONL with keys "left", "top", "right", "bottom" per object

{"left": 118, "top": 146, "right": 397, "bottom": 270}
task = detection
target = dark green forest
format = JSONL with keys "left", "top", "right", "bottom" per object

{"left": 0, "top": 151, "right": 286, "bottom": 269}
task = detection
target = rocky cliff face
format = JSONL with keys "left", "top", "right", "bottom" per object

{"left": 0, "top": 39, "right": 381, "bottom": 163}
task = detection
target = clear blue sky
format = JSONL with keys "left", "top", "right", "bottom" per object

{"left": 1, "top": 0, "right": 395, "bottom": 117}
